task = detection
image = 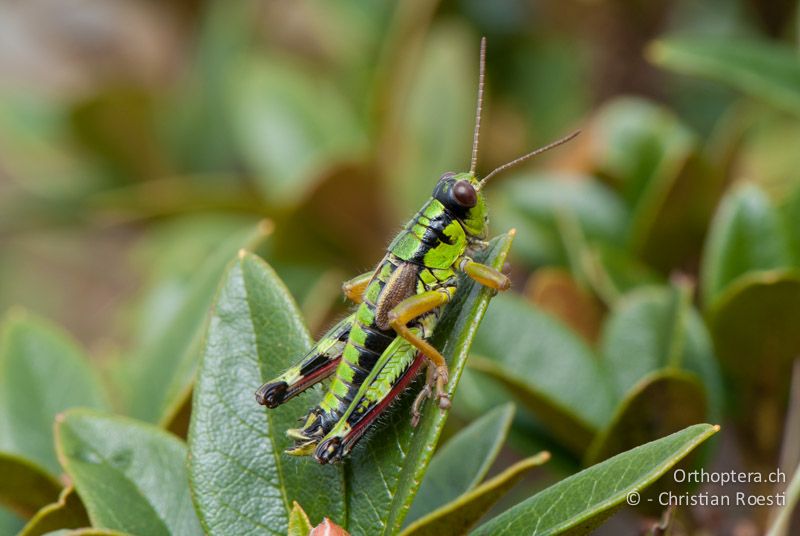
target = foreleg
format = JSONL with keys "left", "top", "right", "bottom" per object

{"left": 342, "top": 271, "right": 374, "bottom": 303}
{"left": 457, "top": 256, "right": 510, "bottom": 291}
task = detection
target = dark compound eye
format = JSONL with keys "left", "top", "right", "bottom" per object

{"left": 439, "top": 171, "right": 456, "bottom": 182}
{"left": 452, "top": 180, "right": 477, "bottom": 208}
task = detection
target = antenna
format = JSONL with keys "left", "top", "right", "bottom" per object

{"left": 477, "top": 130, "right": 581, "bottom": 189}
{"left": 469, "top": 37, "right": 487, "bottom": 175}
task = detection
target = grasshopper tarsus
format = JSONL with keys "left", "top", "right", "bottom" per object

{"left": 314, "top": 437, "right": 344, "bottom": 465}
{"left": 255, "top": 381, "right": 288, "bottom": 408}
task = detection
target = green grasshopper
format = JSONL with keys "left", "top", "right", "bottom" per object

{"left": 255, "top": 38, "right": 578, "bottom": 464}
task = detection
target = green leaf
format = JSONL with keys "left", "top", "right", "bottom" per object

{"left": 581, "top": 244, "right": 661, "bottom": 304}
{"left": 287, "top": 502, "right": 313, "bottom": 536}
{"left": 0, "top": 507, "right": 24, "bottom": 535}
{"left": 506, "top": 39, "right": 589, "bottom": 143}
{"left": 55, "top": 409, "right": 202, "bottom": 536}
{"left": 707, "top": 270, "right": 800, "bottom": 465}
{"left": 600, "top": 285, "right": 724, "bottom": 422}
{"left": 465, "top": 358, "right": 591, "bottom": 456}
{"left": 41, "top": 529, "right": 129, "bottom": 536}
{"left": 587, "top": 97, "right": 717, "bottom": 271}
{"left": 648, "top": 37, "right": 800, "bottom": 116}
{"left": 188, "top": 252, "right": 345, "bottom": 534}
{"left": 468, "top": 293, "right": 615, "bottom": 453}
{"left": 585, "top": 371, "right": 708, "bottom": 465}
{"left": 229, "top": 56, "right": 366, "bottom": 209}
{"left": 732, "top": 113, "right": 800, "bottom": 206}
{"left": 472, "top": 424, "right": 719, "bottom": 536}
{"left": 119, "top": 221, "right": 270, "bottom": 425}
{"left": 700, "top": 182, "right": 793, "bottom": 307}
{"left": 0, "top": 452, "right": 61, "bottom": 518}
{"left": 401, "top": 452, "right": 550, "bottom": 536}
{"left": 590, "top": 97, "right": 692, "bottom": 202}
{"left": 127, "top": 214, "right": 263, "bottom": 348}
{"left": 405, "top": 403, "right": 515, "bottom": 525}
{"left": 345, "top": 232, "right": 515, "bottom": 536}
{"left": 601, "top": 287, "right": 686, "bottom": 397}
{"left": 0, "top": 94, "right": 103, "bottom": 203}
{"left": 0, "top": 310, "right": 109, "bottom": 475}
{"left": 19, "top": 487, "right": 90, "bottom": 536}
{"left": 386, "top": 23, "right": 476, "bottom": 216}
{"left": 491, "top": 173, "right": 628, "bottom": 267}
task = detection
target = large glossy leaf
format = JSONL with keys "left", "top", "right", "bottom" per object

{"left": 345, "top": 232, "right": 515, "bottom": 536}
{"left": 0, "top": 310, "right": 109, "bottom": 476}
{"left": 55, "top": 409, "right": 202, "bottom": 536}
{"left": 707, "top": 270, "right": 800, "bottom": 466}
{"left": 127, "top": 214, "right": 263, "bottom": 348}
{"left": 228, "top": 55, "right": 366, "bottom": 209}
{"left": 405, "top": 403, "right": 515, "bottom": 525}
{"left": 648, "top": 37, "right": 800, "bottom": 116}
{"left": 161, "top": 0, "right": 254, "bottom": 173}
{"left": 19, "top": 487, "right": 89, "bottom": 536}
{"left": 585, "top": 371, "right": 707, "bottom": 465}
{"left": 600, "top": 285, "right": 720, "bottom": 407}
{"left": 468, "top": 293, "right": 615, "bottom": 453}
{"left": 188, "top": 252, "right": 345, "bottom": 534}
{"left": 490, "top": 173, "right": 628, "bottom": 267}
{"left": 0, "top": 94, "right": 102, "bottom": 205}
{"left": 602, "top": 287, "right": 688, "bottom": 397}
{"left": 732, "top": 113, "right": 800, "bottom": 205}
{"left": 401, "top": 452, "right": 550, "bottom": 536}
{"left": 588, "top": 97, "right": 717, "bottom": 270}
{"left": 0, "top": 507, "right": 24, "bottom": 535}
{"left": 119, "top": 221, "right": 270, "bottom": 425}
{"left": 40, "top": 529, "right": 128, "bottom": 536}
{"left": 466, "top": 357, "right": 595, "bottom": 457}
{"left": 505, "top": 39, "right": 588, "bottom": 143}
{"left": 700, "top": 182, "right": 792, "bottom": 307}
{"left": 583, "top": 244, "right": 661, "bottom": 301}
{"left": 472, "top": 424, "right": 719, "bottom": 536}
{"left": 0, "top": 452, "right": 61, "bottom": 518}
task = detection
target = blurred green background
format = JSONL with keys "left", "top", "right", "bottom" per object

{"left": 3, "top": 0, "right": 800, "bottom": 533}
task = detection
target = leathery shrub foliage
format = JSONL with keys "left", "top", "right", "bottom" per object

{"left": 5, "top": 1, "right": 800, "bottom": 535}
{"left": 0, "top": 236, "right": 718, "bottom": 536}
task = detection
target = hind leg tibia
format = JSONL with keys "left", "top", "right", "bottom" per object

{"left": 255, "top": 313, "right": 354, "bottom": 407}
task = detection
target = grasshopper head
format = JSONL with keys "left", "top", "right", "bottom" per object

{"left": 432, "top": 171, "right": 488, "bottom": 239}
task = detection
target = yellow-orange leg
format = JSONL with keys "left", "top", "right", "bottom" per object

{"left": 342, "top": 271, "right": 373, "bottom": 303}
{"left": 387, "top": 289, "right": 454, "bottom": 409}
{"left": 457, "top": 256, "right": 511, "bottom": 291}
